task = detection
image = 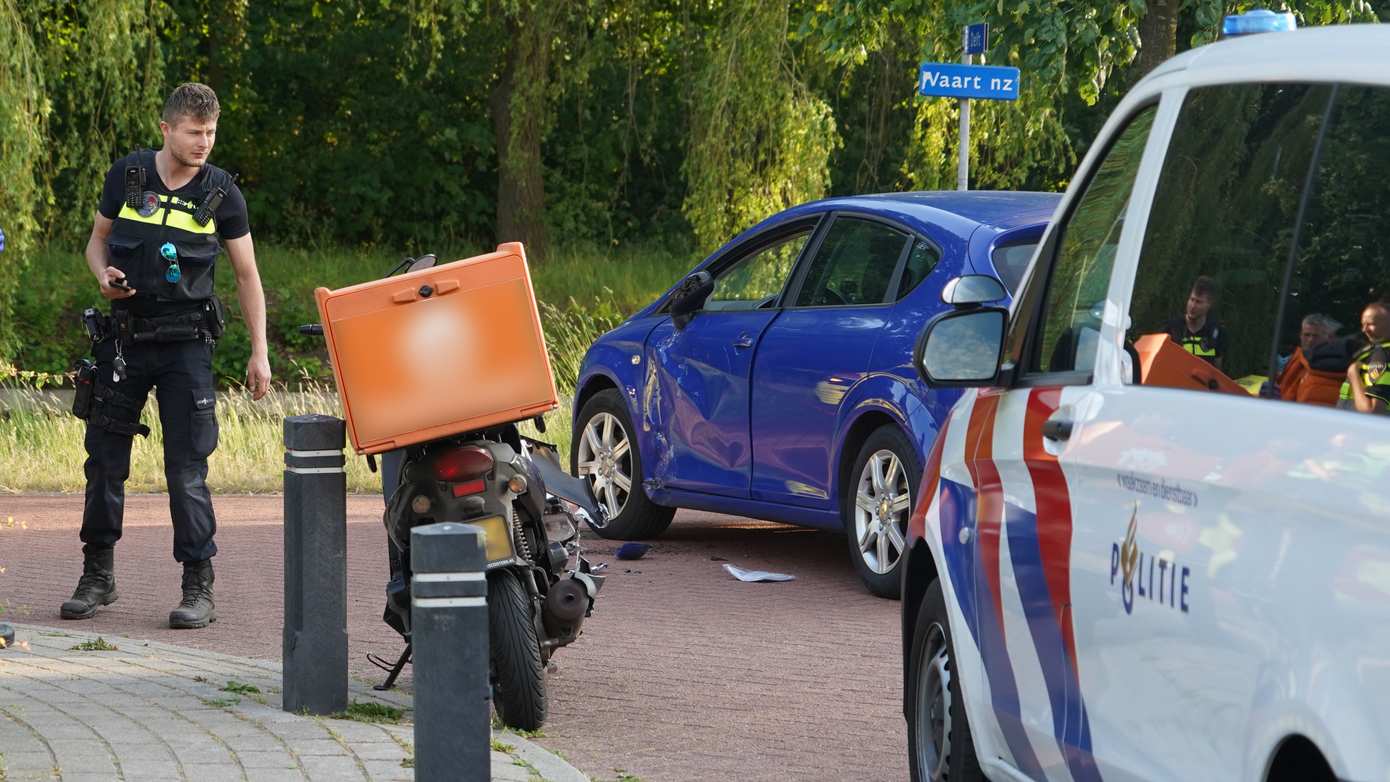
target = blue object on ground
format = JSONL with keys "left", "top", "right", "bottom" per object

{"left": 616, "top": 542, "right": 650, "bottom": 560}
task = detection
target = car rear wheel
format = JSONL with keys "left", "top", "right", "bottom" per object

{"left": 572, "top": 389, "right": 675, "bottom": 540}
{"left": 908, "top": 580, "right": 984, "bottom": 782}
{"left": 844, "top": 425, "right": 921, "bottom": 598}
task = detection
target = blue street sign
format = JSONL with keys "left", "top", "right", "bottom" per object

{"left": 918, "top": 63, "right": 1020, "bottom": 101}
{"left": 966, "top": 23, "right": 989, "bottom": 54}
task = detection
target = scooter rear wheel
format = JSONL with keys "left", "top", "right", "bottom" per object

{"left": 488, "top": 569, "right": 547, "bottom": 731}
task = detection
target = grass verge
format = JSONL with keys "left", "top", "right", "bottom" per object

{"left": 0, "top": 384, "right": 573, "bottom": 494}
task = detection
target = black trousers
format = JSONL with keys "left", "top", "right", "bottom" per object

{"left": 81, "top": 336, "right": 219, "bottom": 563}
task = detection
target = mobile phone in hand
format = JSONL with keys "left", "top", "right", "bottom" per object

{"left": 109, "top": 277, "right": 130, "bottom": 291}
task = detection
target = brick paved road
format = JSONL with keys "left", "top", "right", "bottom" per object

{"left": 0, "top": 495, "right": 907, "bottom": 781}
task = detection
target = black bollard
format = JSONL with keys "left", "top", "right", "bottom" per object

{"left": 411, "top": 522, "right": 490, "bottom": 781}
{"left": 282, "top": 414, "right": 349, "bottom": 715}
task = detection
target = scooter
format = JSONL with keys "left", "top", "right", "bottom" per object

{"left": 303, "top": 254, "right": 605, "bottom": 731}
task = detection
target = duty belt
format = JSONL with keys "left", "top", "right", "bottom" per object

{"left": 121, "top": 310, "right": 208, "bottom": 342}
{"left": 87, "top": 307, "right": 217, "bottom": 343}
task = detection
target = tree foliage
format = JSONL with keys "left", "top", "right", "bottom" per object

{"left": 0, "top": 0, "right": 1382, "bottom": 358}
{"left": 683, "top": 1, "right": 839, "bottom": 251}
{"left": 0, "top": 0, "right": 49, "bottom": 358}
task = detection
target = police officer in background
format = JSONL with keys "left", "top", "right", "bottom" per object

{"left": 61, "top": 82, "right": 271, "bottom": 628}
{"left": 1165, "top": 275, "right": 1227, "bottom": 370}
{"left": 1341, "top": 301, "right": 1390, "bottom": 415}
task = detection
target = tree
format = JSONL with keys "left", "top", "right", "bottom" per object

{"left": 683, "top": 0, "right": 839, "bottom": 251}
{"left": 0, "top": 0, "right": 48, "bottom": 357}
{"left": 491, "top": 1, "right": 563, "bottom": 263}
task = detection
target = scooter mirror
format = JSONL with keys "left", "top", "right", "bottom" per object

{"left": 406, "top": 254, "right": 438, "bottom": 273}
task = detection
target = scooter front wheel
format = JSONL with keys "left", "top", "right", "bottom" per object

{"left": 488, "top": 569, "right": 547, "bottom": 731}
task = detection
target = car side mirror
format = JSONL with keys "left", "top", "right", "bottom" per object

{"left": 670, "top": 271, "right": 714, "bottom": 331}
{"left": 915, "top": 308, "right": 1007, "bottom": 386}
{"left": 941, "top": 275, "right": 1007, "bottom": 308}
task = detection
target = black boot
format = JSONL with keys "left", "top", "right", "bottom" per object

{"left": 60, "top": 547, "right": 118, "bottom": 620}
{"left": 169, "top": 559, "right": 216, "bottom": 629}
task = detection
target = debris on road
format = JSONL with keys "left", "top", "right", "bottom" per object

{"left": 722, "top": 563, "right": 795, "bottom": 583}
{"left": 616, "top": 542, "right": 651, "bottom": 560}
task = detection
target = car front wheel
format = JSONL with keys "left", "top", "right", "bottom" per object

{"left": 572, "top": 388, "right": 675, "bottom": 540}
{"left": 908, "top": 580, "right": 984, "bottom": 782}
{"left": 844, "top": 425, "right": 921, "bottom": 598}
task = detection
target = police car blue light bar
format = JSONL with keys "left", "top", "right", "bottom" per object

{"left": 1222, "top": 9, "right": 1297, "bottom": 37}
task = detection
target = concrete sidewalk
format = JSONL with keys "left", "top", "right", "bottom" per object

{"left": 0, "top": 624, "right": 587, "bottom": 782}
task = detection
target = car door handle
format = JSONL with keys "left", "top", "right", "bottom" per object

{"left": 1042, "top": 418, "right": 1073, "bottom": 442}
{"left": 733, "top": 335, "right": 754, "bottom": 349}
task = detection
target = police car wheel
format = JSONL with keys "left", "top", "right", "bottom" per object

{"left": 572, "top": 389, "right": 675, "bottom": 540}
{"left": 908, "top": 580, "right": 984, "bottom": 782}
{"left": 845, "top": 426, "right": 921, "bottom": 598}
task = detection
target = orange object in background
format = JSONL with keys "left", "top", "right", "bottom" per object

{"left": 1276, "top": 347, "right": 1344, "bottom": 406}
{"left": 1133, "top": 333, "right": 1251, "bottom": 396}
{"left": 315, "top": 242, "right": 558, "bottom": 454}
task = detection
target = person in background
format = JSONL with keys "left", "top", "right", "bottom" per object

{"left": 1165, "top": 275, "right": 1226, "bottom": 370}
{"left": 1341, "top": 301, "right": 1390, "bottom": 415}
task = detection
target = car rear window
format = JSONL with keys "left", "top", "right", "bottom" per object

{"left": 990, "top": 242, "right": 1037, "bottom": 295}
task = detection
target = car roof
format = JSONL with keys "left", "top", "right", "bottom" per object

{"left": 778, "top": 191, "right": 1060, "bottom": 238}
{"left": 1142, "top": 24, "right": 1390, "bottom": 88}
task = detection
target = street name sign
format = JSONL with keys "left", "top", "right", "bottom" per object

{"left": 917, "top": 63, "right": 1020, "bottom": 101}
{"left": 966, "top": 23, "right": 988, "bottom": 54}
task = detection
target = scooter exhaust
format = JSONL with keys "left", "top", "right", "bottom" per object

{"left": 541, "top": 573, "right": 599, "bottom": 642}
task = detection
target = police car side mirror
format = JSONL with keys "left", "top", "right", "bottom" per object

{"left": 941, "top": 275, "right": 1007, "bottom": 308}
{"left": 915, "top": 307, "right": 1007, "bottom": 386}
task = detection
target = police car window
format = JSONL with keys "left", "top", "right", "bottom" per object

{"left": 1128, "top": 82, "right": 1390, "bottom": 416}
{"left": 707, "top": 230, "right": 811, "bottom": 311}
{"left": 1029, "top": 105, "right": 1156, "bottom": 375}
{"left": 792, "top": 218, "right": 908, "bottom": 307}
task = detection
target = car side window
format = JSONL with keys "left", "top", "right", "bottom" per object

{"left": 1028, "top": 105, "right": 1158, "bottom": 376}
{"left": 707, "top": 230, "right": 811, "bottom": 310}
{"left": 1128, "top": 82, "right": 1390, "bottom": 416}
{"left": 792, "top": 217, "right": 909, "bottom": 307}
{"left": 895, "top": 239, "right": 941, "bottom": 300}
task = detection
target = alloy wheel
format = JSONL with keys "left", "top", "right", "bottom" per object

{"left": 853, "top": 448, "right": 911, "bottom": 574}
{"left": 576, "top": 412, "right": 633, "bottom": 523}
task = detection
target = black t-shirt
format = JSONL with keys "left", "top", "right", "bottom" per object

{"left": 98, "top": 152, "right": 249, "bottom": 240}
{"left": 1164, "top": 316, "right": 1226, "bottom": 363}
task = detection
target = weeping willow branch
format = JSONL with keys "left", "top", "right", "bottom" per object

{"left": 682, "top": 1, "right": 840, "bottom": 251}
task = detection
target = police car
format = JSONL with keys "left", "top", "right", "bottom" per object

{"left": 901, "top": 13, "right": 1390, "bottom": 782}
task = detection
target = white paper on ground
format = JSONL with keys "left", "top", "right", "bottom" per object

{"left": 722, "top": 563, "right": 795, "bottom": 582}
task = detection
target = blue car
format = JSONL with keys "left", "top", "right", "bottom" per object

{"left": 570, "top": 191, "right": 1058, "bottom": 596}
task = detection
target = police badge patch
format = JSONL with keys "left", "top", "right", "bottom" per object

{"left": 137, "top": 191, "right": 160, "bottom": 218}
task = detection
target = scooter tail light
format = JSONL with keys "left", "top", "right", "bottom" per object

{"left": 451, "top": 478, "right": 487, "bottom": 497}
{"left": 432, "top": 445, "right": 493, "bottom": 482}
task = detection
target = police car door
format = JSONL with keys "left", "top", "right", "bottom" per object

{"left": 1063, "top": 77, "right": 1390, "bottom": 782}
{"left": 973, "top": 99, "right": 1168, "bottom": 782}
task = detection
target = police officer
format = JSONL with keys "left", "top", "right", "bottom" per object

{"left": 1341, "top": 301, "right": 1390, "bottom": 415}
{"left": 61, "top": 83, "right": 271, "bottom": 628}
{"left": 1165, "top": 275, "right": 1227, "bottom": 370}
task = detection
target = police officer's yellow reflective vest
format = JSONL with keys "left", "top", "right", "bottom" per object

{"left": 1338, "top": 339, "right": 1390, "bottom": 413}
{"left": 107, "top": 149, "right": 233, "bottom": 309}
{"left": 1180, "top": 332, "right": 1218, "bottom": 358}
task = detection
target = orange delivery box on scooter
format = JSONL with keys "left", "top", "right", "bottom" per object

{"left": 314, "top": 242, "right": 559, "bottom": 454}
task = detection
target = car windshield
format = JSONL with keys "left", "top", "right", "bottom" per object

{"left": 990, "top": 242, "right": 1038, "bottom": 295}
